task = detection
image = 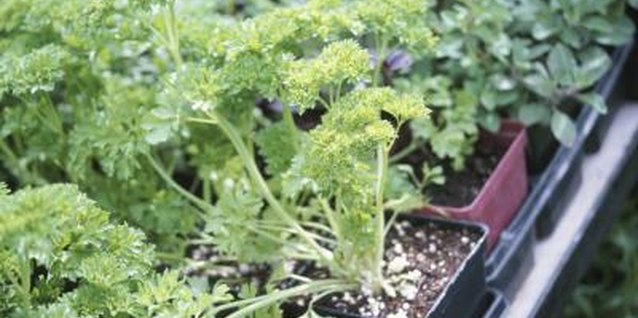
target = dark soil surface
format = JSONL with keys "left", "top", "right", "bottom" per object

{"left": 286, "top": 220, "right": 481, "bottom": 318}
{"left": 428, "top": 145, "right": 506, "bottom": 207}
{"left": 186, "top": 220, "right": 481, "bottom": 318}
{"left": 396, "top": 140, "right": 507, "bottom": 208}
{"left": 185, "top": 245, "right": 271, "bottom": 296}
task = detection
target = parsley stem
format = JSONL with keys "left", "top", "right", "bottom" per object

{"left": 282, "top": 103, "right": 299, "bottom": 151}
{"left": 318, "top": 96, "right": 332, "bottom": 110}
{"left": 319, "top": 198, "right": 341, "bottom": 243}
{"left": 203, "top": 178, "right": 212, "bottom": 204}
{"left": 372, "top": 34, "right": 389, "bottom": 87}
{"left": 163, "top": 1, "right": 183, "bottom": 66}
{"left": 146, "top": 152, "right": 209, "bottom": 219}
{"left": 18, "top": 259, "right": 31, "bottom": 305}
{"left": 214, "top": 280, "right": 356, "bottom": 318}
{"left": 373, "top": 144, "right": 389, "bottom": 292}
{"left": 389, "top": 141, "right": 419, "bottom": 163}
{"left": 255, "top": 224, "right": 337, "bottom": 246}
{"left": 211, "top": 111, "right": 340, "bottom": 270}
{"left": 156, "top": 251, "right": 187, "bottom": 262}
{"left": 384, "top": 210, "right": 400, "bottom": 236}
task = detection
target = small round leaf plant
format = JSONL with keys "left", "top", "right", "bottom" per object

{"left": 145, "top": 0, "right": 443, "bottom": 316}
{"left": 389, "top": 0, "right": 637, "bottom": 173}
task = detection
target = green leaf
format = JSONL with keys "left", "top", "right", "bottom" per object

{"left": 282, "top": 40, "right": 371, "bottom": 113}
{"left": 143, "top": 107, "right": 182, "bottom": 145}
{"left": 575, "top": 47, "right": 611, "bottom": 89}
{"left": 551, "top": 110, "right": 577, "bottom": 146}
{"left": 523, "top": 74, "right": 556, "bottom": 98}
{"left": 480, "top": 113, "right": 501, "bottom": 133}
{"left": 576, "top": 93, "right": 607, "bottom": 114}
{"left": 205, "top": 187, "right": 281, "bottom": 263}
{"left": 1, "top": 44, "right": 71, "bottom": 96}
{"left": 595, "top": 16, "right": 635, "bottom": 46}
{"left": 518, "top": 103, "right": 552, "bottom": 126}
{"left": 489, "top": 33, "right": 512, "bottom": 58}
{"left": 490, "top": 74, "right": 516, "bottom": 91}
{"left": 0, "top": 185, "right": 193, "bottom": 317}
{"left": 559, "top": 28, "right": 583, "bottom": 49}
{"left": 584, "top": 16, "right": 613, "bottom": 33}
{"left": 255, "top": 122, "right": 300, "bottom": 176}
{"left": 385, "top": 165, "right": 417, "bottom": 201}
{"left": 480, "top": 89, "right": 497, "bottom": 111}
{"left": 547, "top": 44, "right": 577, "bottom": 86}
{"left": 532, "top": 19, "right": 558, "bottom": 40}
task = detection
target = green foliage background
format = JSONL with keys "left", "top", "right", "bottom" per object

{"left": 564, "top": 193, "right": 638, "bottom": 318}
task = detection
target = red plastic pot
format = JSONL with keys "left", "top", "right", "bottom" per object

{"left": 419, "top": 120, "right": 529, "bottom": 250}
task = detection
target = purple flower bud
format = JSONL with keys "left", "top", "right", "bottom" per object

{"left": 256, "top": 98, "right": 284, "bottom": 113}
{"left": 385, "top": 50, "right": 413, "bottom": 74}
{"left": 267, "top": 99, "right": 284, "bottom": 113}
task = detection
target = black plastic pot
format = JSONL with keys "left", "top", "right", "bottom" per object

{"left": 485, "top": 39, "right": 634, "bottom": 300}
{"left": 471, "top": 289, "right": 508, "bottom": 318}
{"left": 312, "top": 216, "right": 488, "bottom": 318}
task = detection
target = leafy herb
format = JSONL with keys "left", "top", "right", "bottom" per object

{"left": 0, "top": 184, "right": 228, "bottom": 317}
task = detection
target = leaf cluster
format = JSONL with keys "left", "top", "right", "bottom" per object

{"left": 0, "top": 0, "right": 205, "bottom": 253}
{"left": 0, "top": 184, "right": 225, "bottom": 318}
{"left": 392, "top": 0, "right": 635, "bottom": 171}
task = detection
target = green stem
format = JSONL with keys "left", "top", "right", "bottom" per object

{"left": 163, "top": 1, "right": 183, "bottom": 66}
{"left": 0, "top": 139, "right": 46, "bottom": 186}
{"left": 156, "top": 251, "right": 187, "bottom": 263}
{"left": 373, "top": 144, "right": 389, "bottom": 291}
{"left": 282, "top": 103, "right": 299, "bottom": 151}
{"left": 0, "top": 139, "right": 21, "bottom": 174}
{"left": 203, "top": 178, "right": 212, "bottom": 204}
{"left": 259, "top": 219, "right": 333, "bottom": 234}
{"left": 211, "top": 112, "right": 337, "bottom": 266}
{"left": 317, "top": 96, "right": 332, "bottom": 110}
{"left": 372, "top": 34, "right": 389, "bottom": 87}
{"left": 146, "top": 153, "right": 209, "bottom": 218}
{"left": 334, "top": 81, "right": 343, "bottom": 104}
{"left": 185, "top": 117, "right": 217, "bottom": 125}
{"left": 255, "top": 223, "right": 337, "bottom": 246}
{"left": 319, "top": 198, "right": 341, "bottom": 242}
{"left": 247, "top": 226, "right": 304, "bottom": 248}
{"left": 9, "top": 258, "right": 32, "bottom": 307}
{"left": 33, "top": 94, "right": 64, "bottom": 135}
{"left": 215, "top": 280, "right": 356, "bottom": 318}
{"left": 300, "top": 221, "right": 334, "bottom": 235}
{"left": 384, "top": 210, "right": 400, "bottom": 236}
{"left": 389, "top": 141, "right": 419, "bottom": 164}
{"left": 298, "top": 206, "right": 328, "bottom": 220}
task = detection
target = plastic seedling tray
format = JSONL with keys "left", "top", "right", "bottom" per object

{"left": 504, "top": 102, "right": 638, "bottom": 317}
{"left": 534, "top": 40, "right": 634, "bottom": 238}
{"left": 313, "top": 216, "right": 488, "bottom": 318}
{"left": 484, "top": 40, "right": 634, "bottom": 300}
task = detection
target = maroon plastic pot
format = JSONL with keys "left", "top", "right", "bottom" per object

{"left": 419, "top": 120, "right": 529, "bottom": 250}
